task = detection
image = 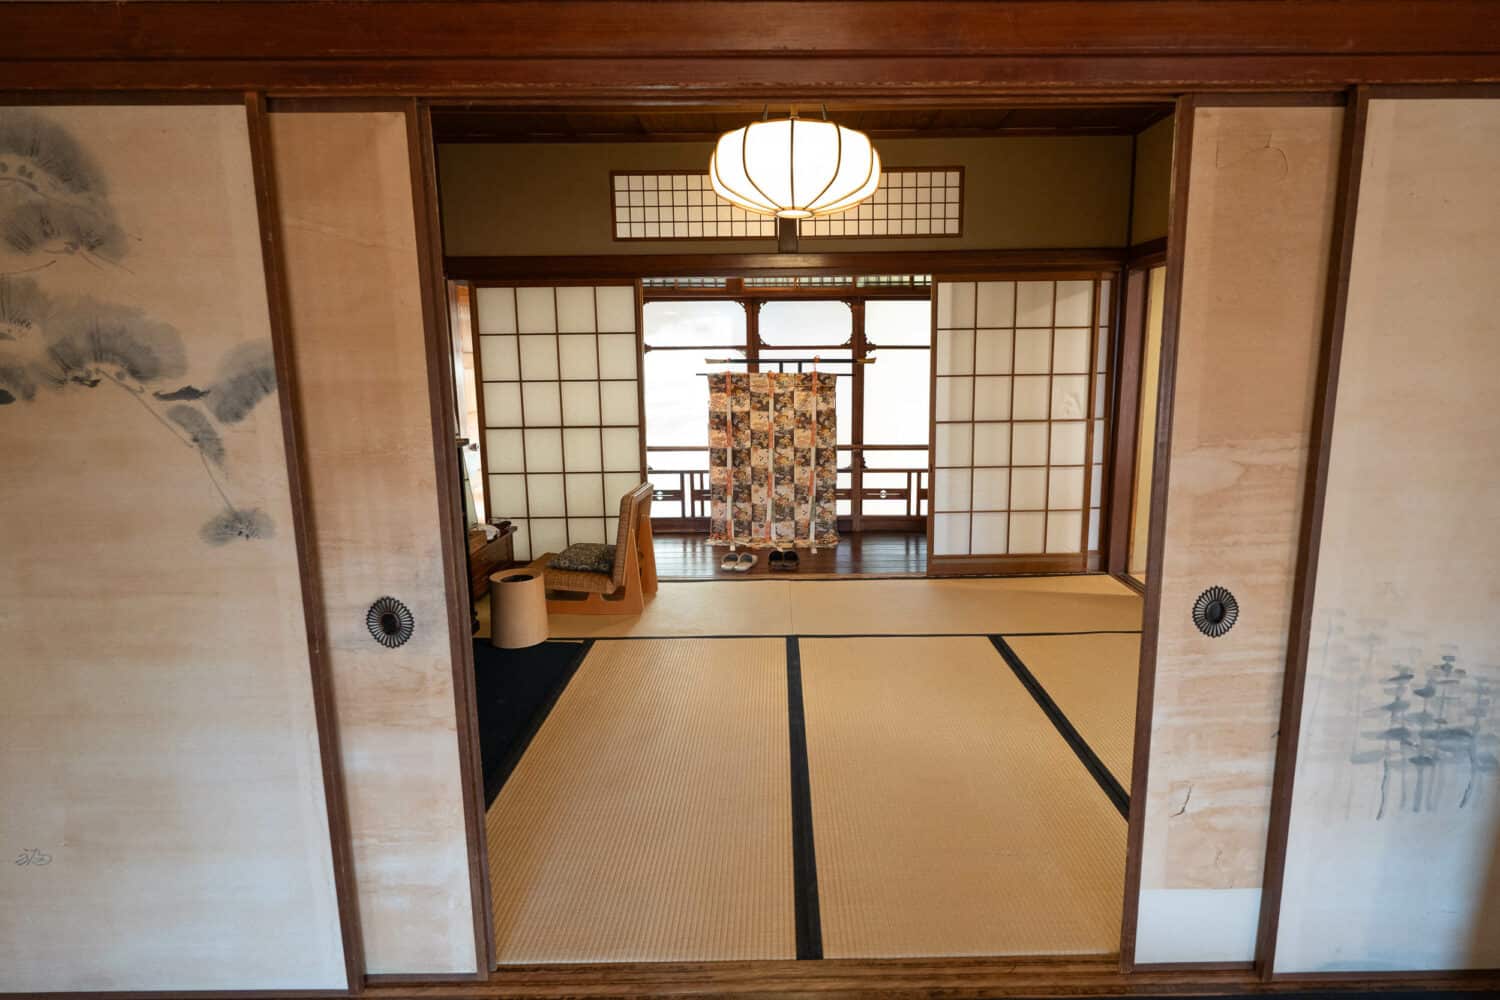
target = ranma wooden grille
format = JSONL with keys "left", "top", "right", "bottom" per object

{"left": 611, "top": 168, "right": 962, "bottom": 240}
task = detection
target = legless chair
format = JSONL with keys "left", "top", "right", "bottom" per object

{"left": 530, "top": 482, "right": 658, "bottom": 615}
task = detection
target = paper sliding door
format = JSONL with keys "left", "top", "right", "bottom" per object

{"left": 0, "top": 102, "right": 346, "bottom": 991}
{"left": 1130, "top": 100, "right": 1342, "bottom": 965}
{"left": 269, "top": 108, "right": 479, "bottom": 976}
{"left": 930, "top": 277, "right": 1111, "bottom": 573}
{"left": 1272, "top": 94, "right": 1500, "bottom": 974}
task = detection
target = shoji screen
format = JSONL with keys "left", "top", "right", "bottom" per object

{"left": 0, "top": 104, "right": 344, "bottom": 991}
{"left": 1131, "top": 102, "right": 1341, "bottom": 965}
{"left": 931, "top": 278, "right": 1109, "bottom": 570}
{"left": 1273, "top": 96, "right": 1500, "bottom": 973}
{"left": 271, "top": 110, "right": 478, "bottom": 976}
{"left": 474, "top": 284, "right": 644, "bottom": 561}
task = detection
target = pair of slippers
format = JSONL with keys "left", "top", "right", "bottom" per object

{"left": 720, "top": 551, "right": 757, "bottom": 572}
{"left": 768, "top": 549, "right": 800, "bottom": 572}
{"left": 718, "top": 549, "right": 802, "bottom": 572}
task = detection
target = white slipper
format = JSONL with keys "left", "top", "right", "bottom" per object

{"left": 720, "top": 551, "right": 740, "bottom": 571}
{"left": 733, "top": 552, "right": 758, "bottom": 573}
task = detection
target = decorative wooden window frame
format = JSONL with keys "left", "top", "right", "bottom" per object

{"left": 610, "top": 167, "right": 964, "bottom": 242}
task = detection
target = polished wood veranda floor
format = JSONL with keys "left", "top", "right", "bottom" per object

{"left": 652, "top": 530, "right": 927, "bottom": 580}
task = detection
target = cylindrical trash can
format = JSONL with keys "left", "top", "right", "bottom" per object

{"left": 490, "top": 571, "right": 549, "bottom": 649}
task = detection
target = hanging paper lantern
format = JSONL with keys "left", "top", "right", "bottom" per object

{"left": 709, "top": 114, "right": 882, "bottom": 220}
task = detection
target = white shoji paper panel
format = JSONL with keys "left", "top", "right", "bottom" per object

{"left": 611, "top": 168, "right": 962, "bottom": 241}
{"left": 561, "top": 382, "right": 601, "bottom": 426}
{"left": 475, "top": 287, "right": 517, "bottom": 334}
{"left": 933, "top": 512, "right": 971, "bottom": 556}
{"left": 475, "top": 284, "right": 645, "bottom": 560}
{"left": 557, "top": 335, "right": 598, "bottom": 379}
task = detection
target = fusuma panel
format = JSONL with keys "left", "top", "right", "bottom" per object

{"left": 270, "top": 110, "right": 478, "bottom": 975}
{"left": 1133, "top": 103, "right": 1342, "bottom": 964}
{"left": 1274, "top": 97, "right": 1500, "bottom": 974}
{"left": 0, "top": 104, "right": 345, "bottom": 991}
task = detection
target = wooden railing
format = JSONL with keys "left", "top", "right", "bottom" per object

{"left": 646, "top": 446, "right": 928, "bottom": 526}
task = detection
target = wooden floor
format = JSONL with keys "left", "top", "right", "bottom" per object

{"left": 652, "top": 530, "right": 927, "bottom": 580}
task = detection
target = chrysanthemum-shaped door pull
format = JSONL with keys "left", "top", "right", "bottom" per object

{"left": 1192, "top": 586, "right": 1239, "bottom": 638}
{"left": 366, "top": 596, "right": 415, "bottom": 649}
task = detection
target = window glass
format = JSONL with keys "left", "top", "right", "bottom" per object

{"left": 643, "top": 299, "right": 746, "bottom": 347}
{"left": 863, "top": 347, "right": 930, "bottom": 446}
{"left": 865, "top": 299, "right": 933, "bottom": 346}
{"left": 758, "top": 300, "right": 852, "bottom": 347}
{"left": 643, "top": 348, "right": 745, "bottom": 448}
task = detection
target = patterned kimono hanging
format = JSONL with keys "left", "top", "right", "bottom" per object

{"left": 708, "top": 371, "right": 838, "bottom": 547}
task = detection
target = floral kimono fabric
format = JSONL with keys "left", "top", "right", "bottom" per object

{"left": 708, "top": 371, "right": 838, "bottom": 547}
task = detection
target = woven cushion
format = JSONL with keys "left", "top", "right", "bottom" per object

{"left": 549, "top": 542, "right": 616, "bottom": 575}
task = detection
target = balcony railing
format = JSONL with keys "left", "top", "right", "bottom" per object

{"left": 646, "top": 446, "right": 929, "bottom": 526}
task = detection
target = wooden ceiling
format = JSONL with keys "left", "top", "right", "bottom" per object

{"left": 430, "top": 105, "right": 1174, "bottom": 144}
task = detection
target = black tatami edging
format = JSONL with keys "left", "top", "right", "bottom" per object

{"left": 484, "top": 638, "right": 595, "bottom": 806}
{"left": 989, "top": 635, "right": 1131, "bottom": 819}
{"left": 784, "top": 636, "right": 824, "bottom": 961}
{"left": 552, "top": 628, "right": 1143, "bottom": 641}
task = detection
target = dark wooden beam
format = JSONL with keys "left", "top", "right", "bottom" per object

{"left": 8, "top": 2, "right": 1498, "bottom": 62}
{"left": 1, "top": 2, "right": 1497, "bottom": 95}
{"left": 445, "top": 248, "right": 1128, "bottom": 281}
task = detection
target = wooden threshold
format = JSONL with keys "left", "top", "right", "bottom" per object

{"left": 362, "top": 956, "right": 1500, "bottom": 999}
{"left": 927, "top": 553, "right": 1100, "bottom": 577}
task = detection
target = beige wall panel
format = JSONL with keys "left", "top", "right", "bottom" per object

{"left": 0, "top": 104, "right": 344, "bottom": 991}
{"left": 1276, "top": 97, "right": 1500, "bottom": 973}
{"left": 270, "top": 111, "right": 477, "bottom": 975}
{"left": 1130, "top": 116, "right": 1175, "bottom": 245}
{"left": 1135, "top": 105, "right": 1341, "bottom": 964}
{"left": 1128, "top": 265, "right": 1166, "bottom": 580}
{"left": 440, "top": 135, "right": 1131, "bottom": 256}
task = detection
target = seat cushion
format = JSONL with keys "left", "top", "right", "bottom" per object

{"left": 548, "top": 542, "right": 616, "bottom": 575}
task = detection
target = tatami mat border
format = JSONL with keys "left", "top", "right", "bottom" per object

{"left": 989, "top": 635, "right": 1130, "bottom": 818}
{"left": 547, "top": 629, "right": 1144, "bottom": 641}
{"left": 784, "top": 637, "right": 824, "bottom": 960}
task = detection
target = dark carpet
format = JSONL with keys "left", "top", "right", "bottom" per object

{"left": 472, "top": 638, "right": 593, "bottom": 807}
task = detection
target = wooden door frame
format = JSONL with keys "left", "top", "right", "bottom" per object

{"left": 1103, "top": 246, "right": 1165, "bottom": 592}
{"left": 6, "top": 3, "right": 1500, "bottom": 993}
{"left": 1117, "top": 91, "right": 1196, "bottom": 974}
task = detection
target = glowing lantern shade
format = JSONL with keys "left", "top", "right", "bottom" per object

{"left": 709, "top": 115, "right": 882, "bottom": 220}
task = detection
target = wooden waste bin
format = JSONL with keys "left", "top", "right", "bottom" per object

{"left": 489, "top": 570, "right": 549, "bottom": 649}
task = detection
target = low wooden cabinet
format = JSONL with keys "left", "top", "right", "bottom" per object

{"left": 468, "top": 523, "right": 516, "bottom": 599}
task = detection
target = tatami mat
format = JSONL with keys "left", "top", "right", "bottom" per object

{"left": 1005, "top": 633, "right": 1141, "bottom": 787}
{"left": 799, "top": 636, "right": 1126, "bottom": 958}
{"left": 485, "top": 638, "right": 795, "bottom": 963}
{"left": 543, "top": 575, "right": 1141, "bottom": 639}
